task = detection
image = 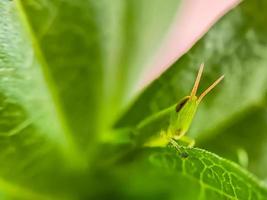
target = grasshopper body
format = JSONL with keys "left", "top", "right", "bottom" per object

{"left": 146, "top": 64, "right": 224, "bottom": 147}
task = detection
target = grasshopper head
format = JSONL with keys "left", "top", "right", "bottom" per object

{"left": 174, "top": 63, "right": 224, "bottom": 135}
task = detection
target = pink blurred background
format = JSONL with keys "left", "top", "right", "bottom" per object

{"left": 136, "top": 0, "right": 241, "bottom": 92}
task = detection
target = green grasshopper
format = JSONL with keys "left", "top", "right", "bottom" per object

{"left": 146, "top": 63, "right": 224, "bottom": 148}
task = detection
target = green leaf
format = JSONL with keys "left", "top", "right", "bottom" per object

{"left": 0, "top": 178, "right": 55, "bottom": 200}
{"left": 117, "top": 147, "right": 267, "bottom": 200}
{"left": 0, "top": 0, "right": 183, "bottom": 198}
{"left": 0, "top": 1, "right": 84, "bottom": 197}
{"left": 96, "top": 0, "right": 182, "bottom": 125}
{"left": 15, "top": 0, "right": 182, "bottom": 135}
{"left": 15, "top": 0, "right": 104, "bottom": 152}
{"left": 152, "top": 147, "right": 267, "bottom": 199}
{"left": 199, "top": 106, "right": 267, "bottom": 180}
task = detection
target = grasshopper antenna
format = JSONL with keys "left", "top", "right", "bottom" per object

{"left": 197, "top": 75, "right": 224, "bottom": 103}
{"left": 190, "top": 63, "right": 204, "bottom": 98}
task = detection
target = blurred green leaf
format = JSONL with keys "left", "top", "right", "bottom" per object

{"left": 15, "top": 0, "right": 182, "bottom": 135}
{"left": 0, "top": 178, "right": 54, "bottom": 200}
{"left": 0, "top": 1, "right": 85, "bottom": 198}
{"left": 16, "top": 0, "right": 104, "bottom": 153}
{"left": 98, "top": 0, "right": 182, "bottom": 116}
{"left": 0, "top": 0, "right": 183, "bottom": 198}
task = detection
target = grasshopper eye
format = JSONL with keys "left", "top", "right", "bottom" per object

{"left": 176, "top": 96, "right": 190, "bottom": 112}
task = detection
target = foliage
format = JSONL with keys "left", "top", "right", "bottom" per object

{"left": 0, "top": 0, "right": 267, "bottom": 199}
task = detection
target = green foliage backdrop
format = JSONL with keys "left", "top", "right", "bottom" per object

{"left": 0, "top": 0, "right": 267, "bottom": 199}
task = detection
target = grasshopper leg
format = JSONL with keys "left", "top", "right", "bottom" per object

{"left": 173, "top": 135, "right": 195, "bottom": 148}
{"left": 169, "top": 138, "right": 182, "bottom": 153}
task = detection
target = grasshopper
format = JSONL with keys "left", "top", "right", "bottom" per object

{"left": 146, "top": 63, "right": 224, "bottom": 148}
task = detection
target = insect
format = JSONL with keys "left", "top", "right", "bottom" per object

{"left": 145, "top": 63, "right": 224, "bottom": 148}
